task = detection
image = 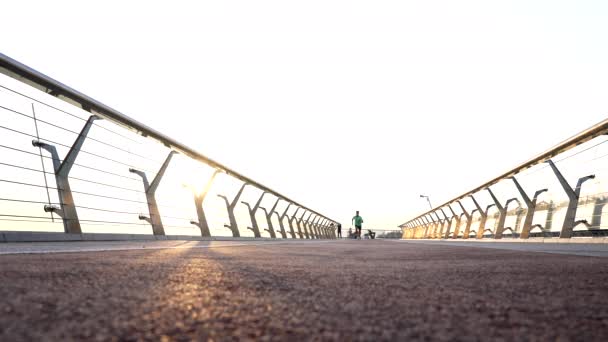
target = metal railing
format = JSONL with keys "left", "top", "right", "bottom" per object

{"left": 0, "top": 53, "right": 337, "bottom": 240}
{"left": 400, "top": 117, "right": 608, "bottom": 240}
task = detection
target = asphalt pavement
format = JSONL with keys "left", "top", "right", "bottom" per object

{"left": 1, "top": 239, "right": 607, "bottom": 341}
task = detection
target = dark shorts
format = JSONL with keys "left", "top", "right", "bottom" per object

{"left": 355, "top": 226, "right": 362, "bottom": 230}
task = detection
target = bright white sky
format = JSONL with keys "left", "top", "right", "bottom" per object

{"left": 2, "top": 0, "right": 608, "bottom": 230}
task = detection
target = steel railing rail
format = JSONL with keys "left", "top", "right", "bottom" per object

{"left": 0, "top": 52, "right": 337, "bottom": 226}
{"left": 400, "top": 117, "right": 608, "bottom": 228}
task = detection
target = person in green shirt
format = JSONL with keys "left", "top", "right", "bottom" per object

{"left": 352, "top": 211, "right": 363, "bottom": 239}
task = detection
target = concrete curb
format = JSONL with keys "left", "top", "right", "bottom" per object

{"left": 0, "top": 231, "right": 321, "bottom": 243}
{"left": 404, "top": 237, "right": 608, "bottom": 244}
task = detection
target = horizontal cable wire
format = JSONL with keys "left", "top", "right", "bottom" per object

{"left": 0, "top": 218, "right": 58, "bottom": 224}
{"left": 0, "top": 197, "right": 60, "bottom": 205}
{"left": 74, "top": 205, "right": 144, "bottom": 215}
{"left": 0, "top": 104, "right": 160, "bottom": 162}
{"left": 0, "top": 124, "right": 158, "bottom": 174}
{"left": 0, "top": 178, "right": 60, "bottom": 191}
{"left": 0, "top": 214, "right": 53, "bottom": 220}
{"left": 0, "top": 161, "right": 144, "bottom": 194}
{"left": 78, "top": 219, "right": 150, "bottom": 226}
{"left": 0, "top": 143, "right": 143, "bottom": 182}
{"left": 0, "top": 84, "right": 142, "bottom": 144}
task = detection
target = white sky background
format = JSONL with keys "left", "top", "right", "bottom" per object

{"left": 2, "top": 0, "right": 608, "bottom": 230}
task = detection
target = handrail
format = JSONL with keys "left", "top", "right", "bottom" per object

{"left": 0, "top": 52, "right": 337, "bottom": 225}
{"left": 400, "top": 117, "right": 608, "bottom": 227}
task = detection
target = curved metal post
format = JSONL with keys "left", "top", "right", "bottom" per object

{"left": 469, "top": 195, "right": 493, "bottom": 239}
{"left": 34, "top": 115, "right": 100, "bottom": 234}
{"left": 446, "top": 204, "right": 461, "bottom": 239}
{"left": 457, "top": 200, "right": 472, "bottom": 239}
{"left": 318, "top": 218, "right": 327, "bottom": 239}
{"left": 433, "top": 212, "right": 442, "bottom": 238}
{"left": 509, "top": 176, "right": 548, "bottom": 239}
{"left": 280, "top": 203, "right": 296, "bottom": 238}
{"left": 468, "top": 209, "right": 479, "bottom": 237}
{"left": 439, "top": 208, "right": 452, "bottom": 239}
{"left": 545, "top": 159, "right": 595, "bottom": 238}
{"left": 485, "top": 187, "right": 519, "bottom": 239}
{"left": 426, "top": 215, "right": 436, "bottom": 239}
{"left": 311, "top": 215, "right": 321, "bottom": 239}
{"left": 302, "top": 212, "right": 313, "bottom": 239}
{"left": 186, "top": 169, "right": 220, "bottom": 237}
{"left": 293, "top": 208, "right": 305, "bottom": 238}
{"left": 287, "top": 207, "right": 301, "bottom": 238}
{"left": 304, "top": 214, "right": 316, "bottom": 239}
{"left": 591, "top": 196, "right": 608, "bottom": 229}
{"left": 421, "top": 216, "right": 431, "bottom": 238}
{"left": 129, "top": 150, "right": 177, "bottom": 236}
{"left": 315, "top": 218, "right": 324, "bottom": 239}
{"left": 241, "top": 189, "right": 267, "bottom": 238}
{"left": 313, "top": 216, "right": 322, "bottom": 239}
{"left": 421, "top": 216, "right": 429, "bottom": 238}
{"left": 260, "top": 197, "right": 283, "bottom": 238}
{"left": 321, "top": 219, "right": 329, "bottom": 239}
{"left": 320, "top": 218, "right": 328, "bottom": 239}
{"left": 217, "top": 182, "right": 248, "bottom": 237}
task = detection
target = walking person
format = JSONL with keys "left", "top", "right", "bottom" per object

{"left": 337, "top": 223, "right": 342, "bottom": 238}
{"left": 352, "top": 211, "right": 364, "bottom": 239}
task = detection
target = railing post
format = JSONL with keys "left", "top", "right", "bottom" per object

{"left": 280, "top": 203, "right": 296, "bottom": 238}
{"left": 301, "top": 212, "right": 312, "bottom": 239}
{"left": 447, "top": 204, "right": 461, "bottom": 239}
{"left": 288, "top": 207, "right": 302, "bottom": 238}
{"left": 323, "top": 219, "right": 330, "bottom": 239}
{"left": 295, "top": 209, "right": 306, "bottom": 238}
{"left": 241, "top": 189, "right": 268, "bottom": 238}
{"left": 469, "top": 195, "right": 494, "bottom": 239}
{"left": 422, "top": 216, "right": 431, "bottom": 238}
{"left": 305, "top": 214, "right": 317, "bottom": 239}
{"left": 591, "top": 196, "right": 608, "bottom": 229}
{"left": 433, "top": 212, "right": 442, "bottom": 238}
{"left": 260, "top": 197, "right": 283, "bottom": 238}
{"left": 312, "top": 215, "right": 321, "bottom": 239}
{"left": 34, "top": 115, "right": 100, "bottom": 234}
{"left": 427, "top": 215, "right": 437, "bottom": 239}
{"left": 457, "top": 200, "right": 472, "bottom": 239}
{"left": 186, "top": 169, "right": 220, "bottom": 237}
{"left": 316, "top": 218, "right": 324, "bottom": 239}
{"left": 485, "top": 187, "right": 519, "bottom": 239}
{"left": 420, "top": 218, "right": 428, "bottom": 239}
{"left": 313, "top": 215, "right": 321, "bottom": 239}
{"left": 545, "top": 159, "right": 595, "bottom": 238}
{"left": 509, "top": 176, "right": 548, "bottom": 239}
{"left": 312, "top": 216, "right": 322, "bottom": 239}
{"left": 421, "top": 216, "right": 428, "bottom": 238}
{"left": 414, "top": 218, "right": 422, "bottom": 239}
{"left": 129, "top": 150, "right": 177, "bottom": 236}
{"left": 439, "top": 208, "right": 452, "bottom": 239}
{"left": 217, "top": 182, "right": 248, "bottom": 237}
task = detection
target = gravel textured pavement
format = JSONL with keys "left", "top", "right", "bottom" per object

{"left": 1, "top": 240, "right": 607, "bottom": 341}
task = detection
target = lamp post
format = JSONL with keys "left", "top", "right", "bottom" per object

{"left": 420, "top": 194, "right": 433, "bottom": 210}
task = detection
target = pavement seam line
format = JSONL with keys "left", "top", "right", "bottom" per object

{"left": 0, "top": 240, "right": 333, "bottom": 255}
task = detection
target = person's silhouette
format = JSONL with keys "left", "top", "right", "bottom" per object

{"left": 352, "top": 211, "right": 363, "bottom": 239}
